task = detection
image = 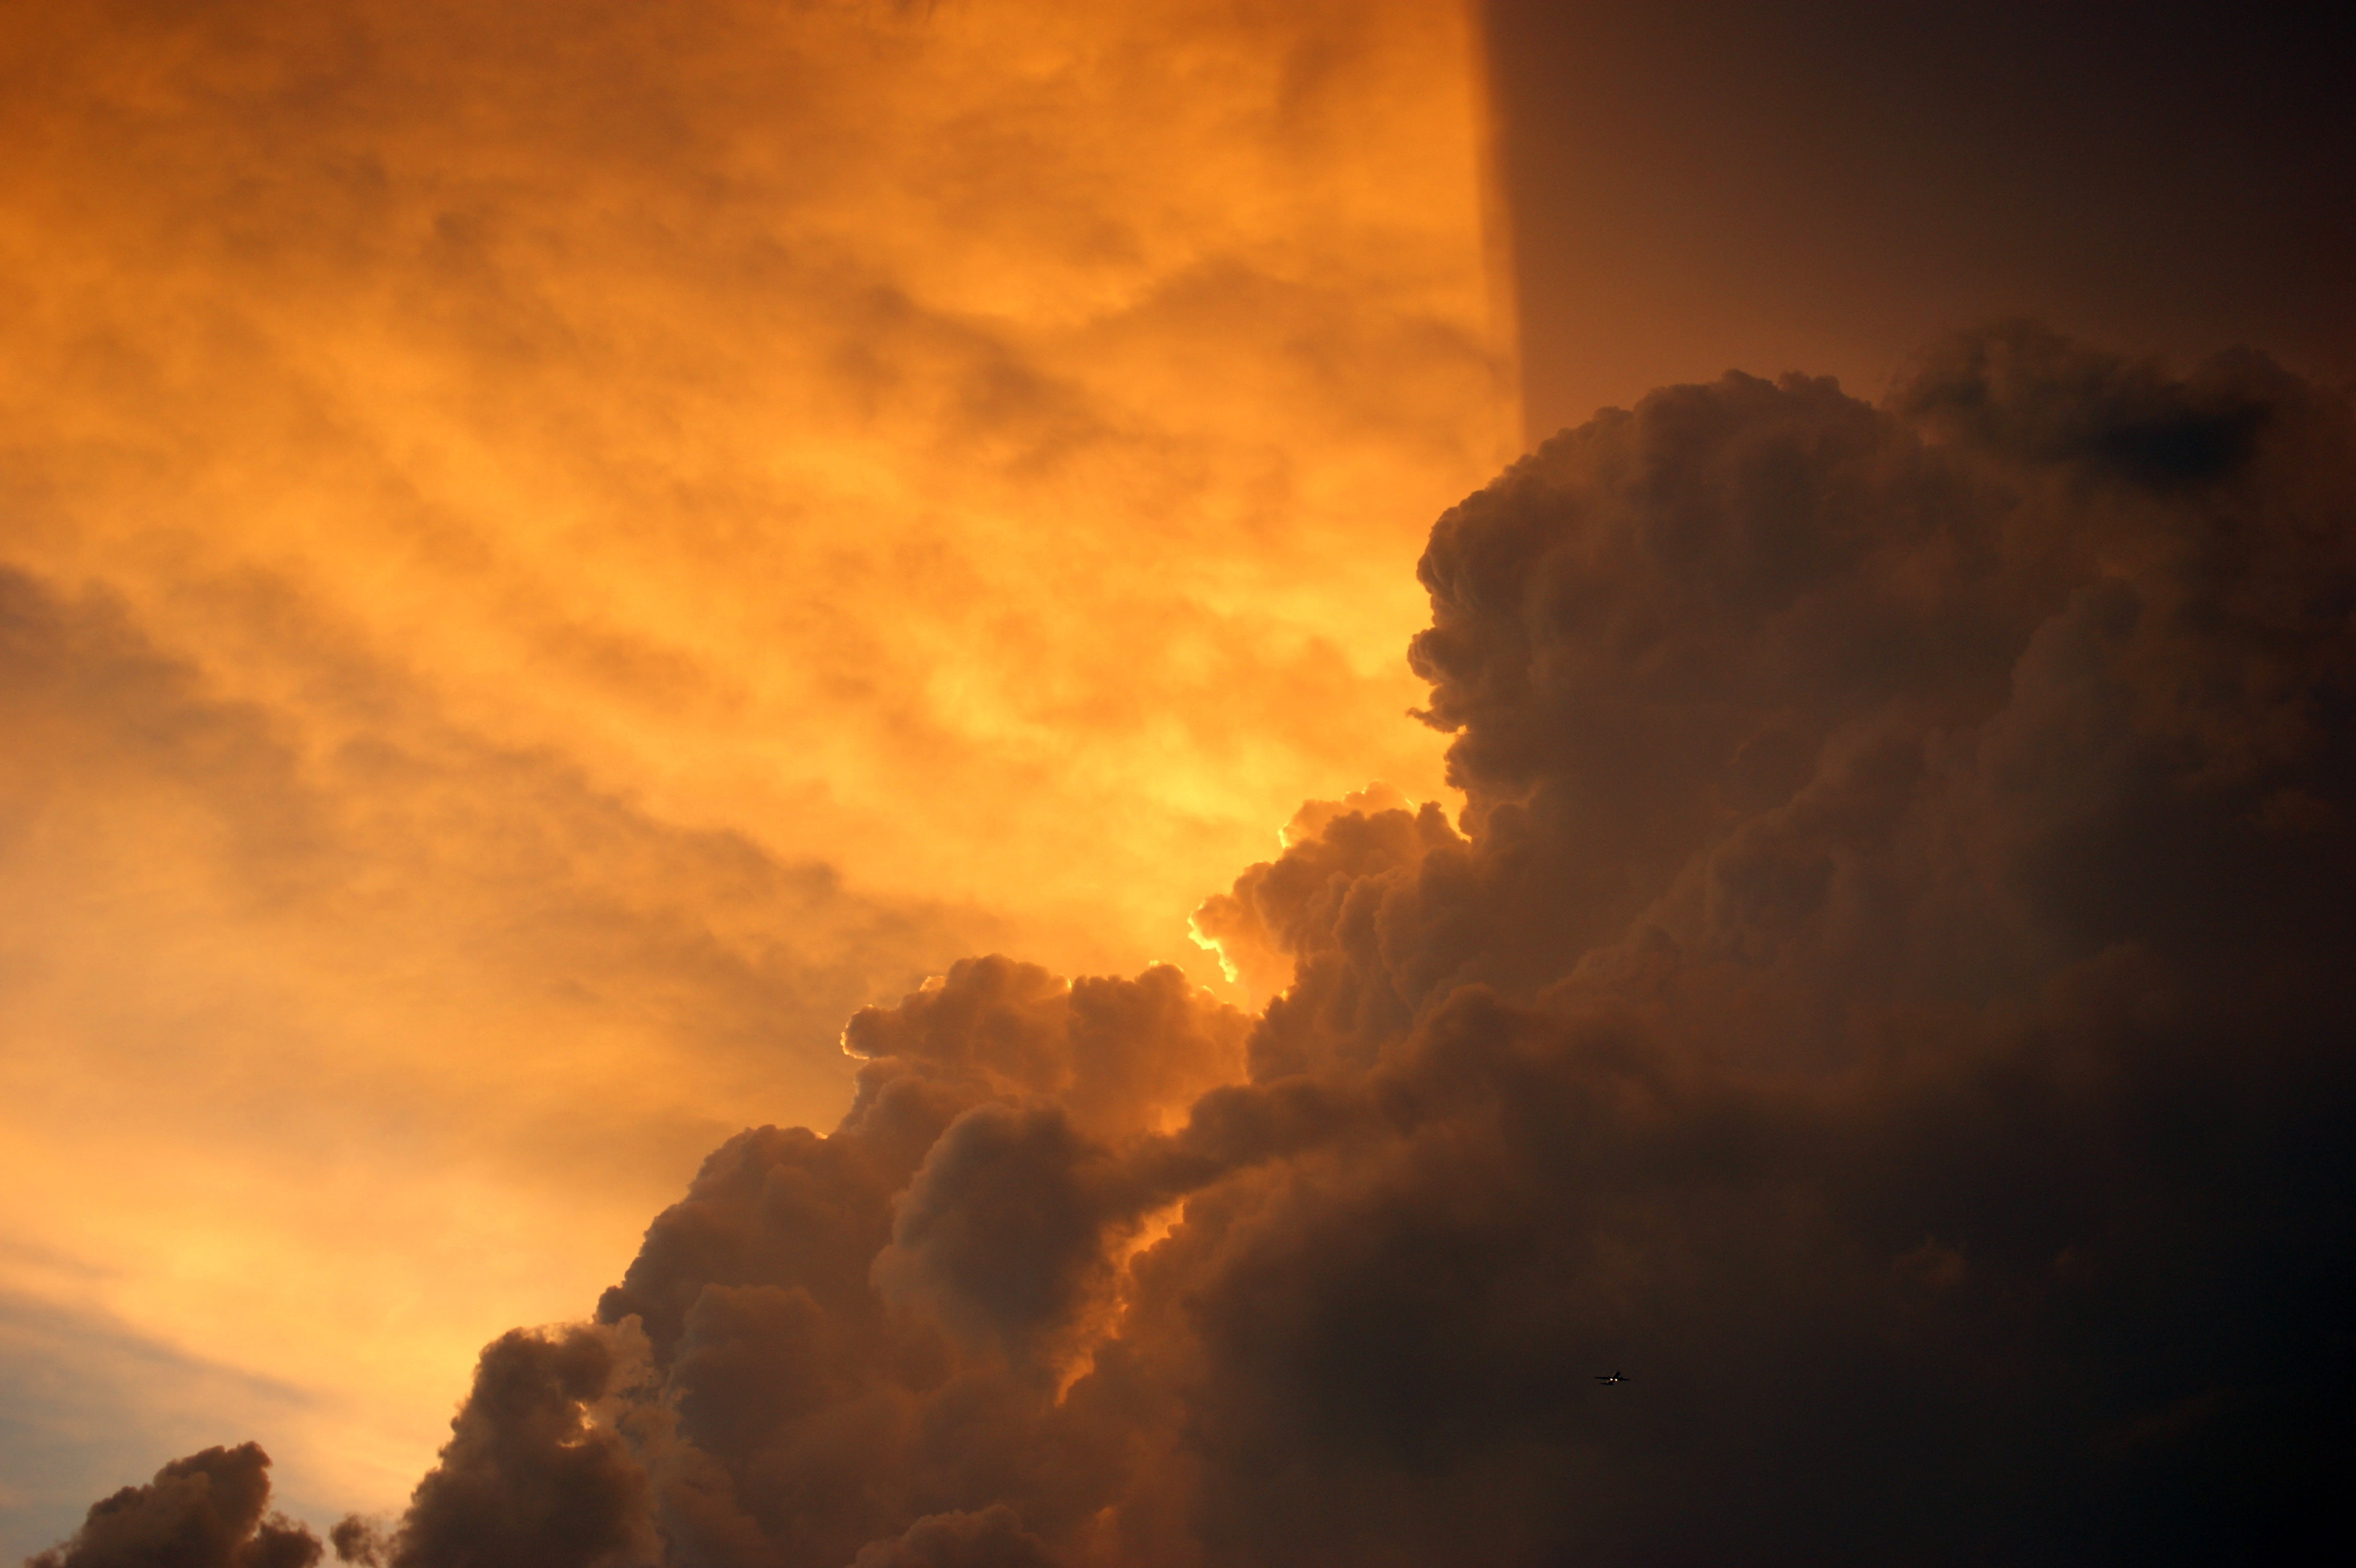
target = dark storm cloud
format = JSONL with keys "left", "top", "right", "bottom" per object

{"left": 373, "top": 1328, "right": 654, "bottom": 1568}
{"left": 29, "top": 1445, "right": 319, "bottom": 1568}
{"left": 62, "top": 326, "right": 2356, "bottom": 1565}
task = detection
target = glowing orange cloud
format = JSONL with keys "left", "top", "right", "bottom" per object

{"left": 0, "top": 0, "right": 1512, "bottom": 1544}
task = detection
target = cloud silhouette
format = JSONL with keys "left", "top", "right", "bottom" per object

{"left": 29, "top": 1446, "right": 319, "bottom": 1568}
{"left": 55, "top": 325, "right": 2356, "bottom": 1566}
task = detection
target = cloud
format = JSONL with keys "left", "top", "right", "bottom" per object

{"left": 1, "top": 1, "right": 1507, "bottom": 1522}
{"left": 849, "top": 1508, "right": 1052, "bottom": 1568}
{"left": 28, "top": 1445, "right": 319, "bottom": 1568}
{"left": 0, "top": 1284, "right": 318, "bottom": 1557}
{"left": 0, "top": 0, "right": 1509, "bottom": 979}
{"left": 44, "top": 324, "right": 2355, "bottom": 1564}
{"left": 0, "top": 563, "right": 996, "bottom": 1544}
{"left": 375, "top": 1327, "right": 655, "bottom": 1568}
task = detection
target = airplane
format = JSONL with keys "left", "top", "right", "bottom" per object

{"left": 1595, "top": 1371, "right": 1629, "bottom": 1385}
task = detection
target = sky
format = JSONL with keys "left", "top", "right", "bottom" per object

{"left": 1491, "top": 0, "right": 2354, "bottom": 440}
{"left": 5, "top": 2, "right": 2352, "bottom": 1564}
{"left": 1, "top": 0, "right": 1509, "bottom": 1548}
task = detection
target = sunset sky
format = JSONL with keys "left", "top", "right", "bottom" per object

{"left": 4, "top": 3, "right": 2351, "bottom": 1563}
{"left": 4, "top": 0, "right": 1507, "bottom": 1543}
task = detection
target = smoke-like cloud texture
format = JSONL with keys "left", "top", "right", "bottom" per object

{"left": 26, "top": 1445, "right": 318, "bottom": 1568}
{"left": 0, "top": 0, "right": 1505, "bottom": 1544}
{"left": 44, "top": 324, "right": 2342, "bottom": 1564}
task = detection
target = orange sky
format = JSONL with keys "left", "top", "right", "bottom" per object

{"left": 0, "top": 0, "right": 1513, "bottom": 1546}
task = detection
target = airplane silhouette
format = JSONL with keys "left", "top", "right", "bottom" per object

{"left": 1595, "top": 1371, "right": 1628, "bottom": 1385}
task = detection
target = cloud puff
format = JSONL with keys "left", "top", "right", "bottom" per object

{"left": 66, "top": 325, "right": 2356, "bottom": 1565}
{"left": 28, "top": 1445, "right": 319, "bottom": 1568}
{"left": 375, "top": 1327, "right": 655, "bottom": 1568}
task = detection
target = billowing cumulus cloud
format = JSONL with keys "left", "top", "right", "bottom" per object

{"left": 29, "top": 1445, "right": 319, "bottom": 1568}
{"left": 61, "top": 324, "right": 2339, "bottom": 1566}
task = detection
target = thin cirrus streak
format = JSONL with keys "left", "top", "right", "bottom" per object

{"left": 0, "top": 0, "right": 1516, "bottom": 1553}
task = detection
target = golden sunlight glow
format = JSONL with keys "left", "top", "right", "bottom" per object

{"left": 0, "top": 0, "right": 1511, "bottom": 1539}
